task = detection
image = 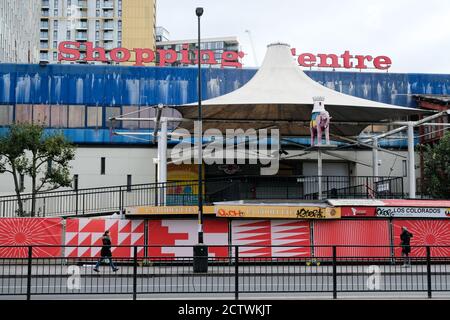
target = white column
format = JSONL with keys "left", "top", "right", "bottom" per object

{"left": 372, "top": 137, "right": 379, "bottom": 179}
{"left": 158, "top": 118, "right": 168, "bottom": 204}
{"left": 318, "top": 148, "right": 322, "bottom": 200}
{"left": 407, "top": 122, "right": 416, "bottom": 199}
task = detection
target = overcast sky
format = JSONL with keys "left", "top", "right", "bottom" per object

{"left": 156, "top": 0, "right": 450, "bottom": 74}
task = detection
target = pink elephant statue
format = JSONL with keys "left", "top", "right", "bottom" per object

{"left": 310, "top": 97, "right": 331, "bottom": 146}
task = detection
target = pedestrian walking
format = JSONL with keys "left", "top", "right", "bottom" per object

{"left": 93, "top": 230, "right": 119, "bottom": 272}
{"left": 400, "top": 226, "right": 413, "bottom": 267}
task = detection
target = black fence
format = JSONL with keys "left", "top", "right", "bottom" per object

{"left": 0, "top": 176, "right": 405, "bottom": 217}
{"left": 0, "top": 245, "right": 449, "bottom": 300}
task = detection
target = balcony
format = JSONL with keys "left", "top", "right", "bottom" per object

{"left": 103, "top": 22, "right": 114, "bottom": 30}
{"left": 40, "top": 22, "right": 49, "bottom": 29}
{"left": 41, "top": 9, "right": 49, "bottom": 18}
{"left": 42, "top": 0, "right": 49, "bottom": 8}
{"left": 76, "top": 23, "right": 88, "bottom": 30}
{"left": 40, "top": 41, "right": 49, "bottom": 50}
{"left": 75, "top": 33, "right": 88, "bottom": 41}
{"left": 102, "top": 1, "right": 114, "bottom": 9}
{"left": 40, "top": 32, "right": 49, "bottom": 40}
{"left": 77, "top": 0, "right": 88, "bottom": 7}
{"left": 103, "top": 32, "right": 114, "bottom": 41}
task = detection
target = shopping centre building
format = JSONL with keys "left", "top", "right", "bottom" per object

{"left": 0, "top": 42, "right": 449, "bottom": 259}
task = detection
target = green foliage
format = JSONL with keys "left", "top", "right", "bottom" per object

{"left": 423, "top": 131, "right": 450, "bottom": 198}
{"left": 0, "top": 123, "right": 76, "bottom": 216}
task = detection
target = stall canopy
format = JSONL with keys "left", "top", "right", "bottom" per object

{"left": 177, "top": 43, "right": 426, "bottom": 136}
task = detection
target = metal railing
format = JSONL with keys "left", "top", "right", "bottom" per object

{"left": 0, "top": 176, "right": 404, "bottom": 217}
{"left": 0, "top": 245, "right": 449, "bottom": 300}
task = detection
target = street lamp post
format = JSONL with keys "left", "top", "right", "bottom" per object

{"left": 193, "top": 7, "right": 208, "bottom": 273}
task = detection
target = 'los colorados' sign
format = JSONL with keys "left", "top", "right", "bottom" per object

{"left": 58, "top": 41, "right": 392, "bottom": 70}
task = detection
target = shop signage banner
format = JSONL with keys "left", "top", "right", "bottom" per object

{"left": 341, "top": 206, "right": 376, "bottom": 217}
{"left": 126, "top": 205, "right": 215, "bottom": 215}
{"left": 216, "top": 205, "right": 341, "bottom": 219}
{"left": 376, "top": 207, "right": 450, "bottom": 218}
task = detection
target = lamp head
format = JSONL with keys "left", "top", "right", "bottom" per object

{"left": 196, "top": 7, "right": 204, "bottom": 17}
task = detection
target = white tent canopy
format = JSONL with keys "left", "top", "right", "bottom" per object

{"left": 177, "top": 43, "right": 425, "bottom": 136}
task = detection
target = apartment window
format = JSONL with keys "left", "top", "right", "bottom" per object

{"left": 53, "top": 30, "right": 57, "bottom": 39}
{"left": 53, "top": 52, "right": 58, "bottom": 60}
{"left": 95, "top": 31, "right": 99, "bottom": 40}
{"left": 118, "top": 31, "right": 121, "bottom": 40}
{"left": 73, "top": 174, "right": 78, "bottom": 191}
{"left": 118, "top": 20, "right": 122, "bottom": 29}
{"left": 118, "top": 10, "right": 122, "bottom": 17}
{"left": 54, "top": 0, "right": 58, "bottom": 6}
{"left": 96, "top": 9, "right": 100, "bottom": 17}
{"left": 95, "top": 20, "right": 100, "bottom": 30}
{"left": 95, "top": 41, "right": 100, "bottom": 47}
{"left": 127, "top": 175, "right": 132, "bottom": 192}
{"left": 100, "top": 157, "right": 105, "bottom": 175}
{"left": 67, "top": 8, "right": 71, "bottom": 16}
{"left": 53, "top": 20, "right": 58, "bottom": 28}
{"left": 96, "top": 0, "right": 100, "bottom": 8}
{"left": 54, "top": 9, "right": 58, "bottom": 16}
{"left": 118, "top": 41, "right": 121, "bottom": 47}
{"left": 67, "top": 0, "right": 71, "bottom": 6}
{"left": 67, "top": 30, "right": 71, "bottom": 39}
{"left": 53, "top": 41, "right": 58, "bottom": 49}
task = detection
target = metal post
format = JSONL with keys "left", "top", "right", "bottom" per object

{"left": 407, "top": 122, "right": 416, "bottom": 199}
{"left": 332, "top": 246, "right": 337, "bottom": 299}
{"left": 318, "top": 148, "right": 322, "bottom": 200}
{"left": 119, "top": 186, "right": 123, "bottom": 212}
{"left": 193, "top": 7, "right": 208, "bottom": 274}
{"left": 426, "top": 246, "right": 432, "bottom": 298}
{"left": 133, "top": 246, "right": 138, "bottom": 300}
{"left": 235, "top": 246, "right": 239, "bottom": 300}
{"left": 26, "top": 246, "right": 32, "bottom": 300}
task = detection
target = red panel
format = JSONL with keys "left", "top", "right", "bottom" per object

{"left": 341, "top": 207, "right": 376, "bottom": 217}
{"left": 147, "top": 218, "right": 229, "bottom": 259}
{"left": 393, "top": 220, "right": 450, "bottom": 257}
{"left": 314, "top": 220, "right": 390, "bottom": 257}
{"left": 0, "top": 218, "right": 63, "bottom": 258}
{"left": 232, "top": 220, "right": 311, "bottom": 258}
{"left": 65, "top": 218, "right": 145, "bottom": 258}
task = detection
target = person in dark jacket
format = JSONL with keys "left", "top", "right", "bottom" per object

{"left": 93, "top": 230, "right": 119, "bottom": 272}
{"left": 400, "top": 226, "right": 413, "bottom": 267}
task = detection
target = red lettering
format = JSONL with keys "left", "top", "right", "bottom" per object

{"left": 85, "top": 42, "right": 107, "bottom": 62}
{"left": 194, "top": 50, "right": 217, "bottom": 65}
{"left": 355, "top": 55, "right": 373, "bottom": 69}
{"left": 58, "top": 41, "right": 81, "bottom": 61}
{"left": 340, "top": 50, "right": 354, "bottom": 69}
{"left": 317, "top": 53, "right": 341, "bottom": 68}
{"left": 298, "top": 53, "right": 316, "bottom": 67}
{"left": 221, "top": 51, "right": 244, "bottom": 68}
{"left": 110, "top": 47, "right": 131, "bottom": 63}
{"left": 157, "top": 49, "right": 177, "bottom": 66}
{"left": 133, "top": 48, "right": 155, "bottom": 66}
{"left": 373, "top": 56, "right": 392, "bottom": 70}
{"left": 180, "top": 44, "right": 192, "bottom": 65}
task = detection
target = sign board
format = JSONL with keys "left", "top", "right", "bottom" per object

{"left": 376, "top": 207, "right": 450, "bottom": 218}
{"left": 126, "top": 206, "right": 215, "bottom": 215}
{"left": 341, "top": 206, "right": 377, "bottom": 217}
{"left": 215, "top": 205, "right": 341, "bottom": 219}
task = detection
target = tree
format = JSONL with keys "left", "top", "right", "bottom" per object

{"left": 0, "top": 123, "right": 76, "bottom": 216}
{"left": 422, "top": 130, "right": 450, "bottom": 198}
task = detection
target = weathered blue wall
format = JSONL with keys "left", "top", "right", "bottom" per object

{"left": 1, "top": 63, "right": 449, "bottom": 106}
{"left": 0, "top": 63, "right": 449, "bottom": 146}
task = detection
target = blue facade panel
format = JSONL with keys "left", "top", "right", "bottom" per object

{"left": 1, "top": 63, "right": 449, "bottom": 147}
